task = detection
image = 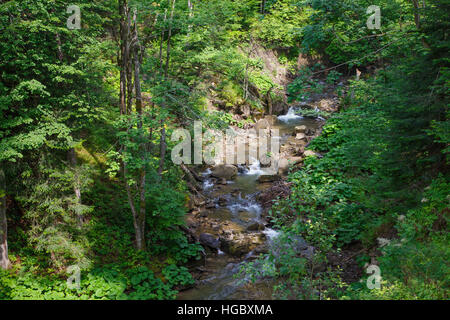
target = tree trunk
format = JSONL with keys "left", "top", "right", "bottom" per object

{"left": 158, "top": 124, "right": 167, "bottom": 176}
{"left": 159, "top": 10, "right": 167, "bottom": 71}
{"left": 410, "top": 0, "right": 430, "bottom": 49}
{"left": 133, "top": 9, "right": 146, "bottom": 251}
{"left": 119, "top": 1, "right": 147, "bottom": 251}
{"left": 187, "top": 0, "right": 194, "bottom": 33}
{"left": 158, "top": 0, "right": 176, "bottom": 177}
{"left": 164, "top": 0, "right": 176, "bottom": 78}
{"left": 119, "top": 0, "right": 129, "bottom": 115}
{"left": 0, "top": 167, "right": 10, "bottom": 270}
{"left": 261, "top": 0, "right": 266, "bottom": 14}
{"left": 68, "top": 148, "right": 83, "bottom": 226}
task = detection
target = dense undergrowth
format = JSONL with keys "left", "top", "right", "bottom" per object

{"left": 1, "top": 0, "right": 448, "bottom": 299}
{"left": 260, "top": 58, "right": 449, "bottom": 300}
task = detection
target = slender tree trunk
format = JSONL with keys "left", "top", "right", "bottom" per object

{"left": 158, "top": 124, "right": 167, "bottom": 176}
{"left": 133, "top": 9, "right": 146, "bottom": 251}
{"left": 126, "top": 10, "right": 134, "bottom": 115}
{"left": 164, "top": 0, "right": 176, "bottom": 78}
{"left": 410, "top": 0, "right": 430, "bottom": 48}
{"left": 119, "top": 0, "right": 129, "bottom": 115}
{"left": 159, "top": 9, "right": 167, "bottom": 71}
{"left": 68, "top": 148, "right": 83, "bottom": 226}
{"left": 158, "top": 0, "right": 176, "bottom": 177}
{"left": 411, "top": 0, "right": 421, "bottom": 29}
{"left": 119, "top": 0, "right": 146, "bottom": 250}
{"left": 124, "top": 165, "right": 145, "bottom": 250}
{"left": 0, "top": 167, "right": 10, "bottom": 270}
{"left": 187, "top": 0, "right": 194, "bottom": 34}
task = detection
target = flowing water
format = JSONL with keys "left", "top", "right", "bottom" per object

{"left": 177, "top": 108, "right": 323, "bottom": 300}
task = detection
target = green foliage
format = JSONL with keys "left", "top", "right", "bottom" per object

{"left": 0, "top": 263, "right": 194, "bottom": 300}
{"left": 287, "top": 65, "right": 325, "bottom": 102}
{"left": 1, "top": 0, "right": 448, "bottom": 302}
{"left": 252, "top": 0, "right": 308, "bottom": 49}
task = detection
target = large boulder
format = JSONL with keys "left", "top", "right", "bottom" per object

{"left": 211, "top": 164, "right": 238, "bottom": 180}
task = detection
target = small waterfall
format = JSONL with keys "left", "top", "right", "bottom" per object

{"left": 203, "top": 179, "right": 214, "bottom": 190}
{"left": 202, "top": 168, "right": 214, "bottom": 190}
{"left": 278, "top": 107, "right": 303, "bottom": 122}
{"left": 262, "top": 228, "right": 281, "bottom": 241}
{"left": 245, "top": 159, "right": 264, "bottom": 176}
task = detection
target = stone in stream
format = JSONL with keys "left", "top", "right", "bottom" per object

{"left": 246, "top": 222, "right": 266, "bottom": 232}
{"left": 220, "top": 233, "right": 266, "bottom": 257}
{"left": 295, "top": 133, "right": 307, "bottom": 141}
{"left": 211, "top": 164, "right": 238, "bottom": 180}
{"left": 295, "top": 125, "right": 307, "bottom": 134}
{"left": 257, "top": 174, "right": 281, "bottom": 183}
{"left": 287, "top": 136, "right": 307, "bottom": 147}
{"left": 199, "top": 233, "right": 221, "bottom": 249}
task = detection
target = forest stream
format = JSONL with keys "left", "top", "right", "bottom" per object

{"left": 178, "top": 108, "right": 324, "bottom": 300}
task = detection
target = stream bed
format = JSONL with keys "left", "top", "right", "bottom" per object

{"left": 177, "top": 108, "right": 323, "bottom": 300}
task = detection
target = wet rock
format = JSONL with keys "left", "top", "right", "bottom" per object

{"left": 246, "top": 222, "right": 266, "bottom": 231}
{"left": 257, "top": 174, "right": 281, "bottom": 183}
{"left": 200, "top": 233, "right": 220, "bottom": 249}
{"left": 295, "top": 125, "right": 307, "bottom": 134}
{"left": 220, "top": 233, "right": 266, "bottom": 257}
{"left": 211, "top": 164, "right": 238, "bottom": 180}
{"left": 287, "top": 136, "right": 307, "bottom": 147}
{"left": 218, "top": 196, "right": 228, "bottom": 206}
{"left": 295, "top": 133, "right": 307, "bottom": 141}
